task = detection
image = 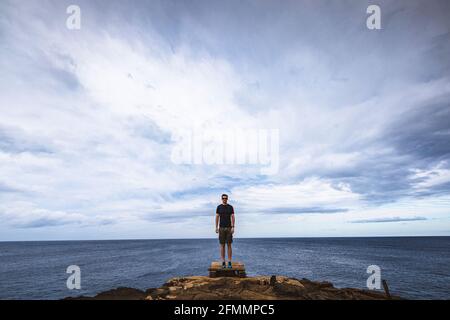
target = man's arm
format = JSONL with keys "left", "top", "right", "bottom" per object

{"left": 231, "top": 213, "right": 235, "bottom": 234}
{"left": 215, "top": 213, "right": 219, "bottom": 233}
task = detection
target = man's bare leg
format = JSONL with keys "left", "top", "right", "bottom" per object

{"left": 227, "top": 243, "right": 232, "bottom": 262}
{"left": 220, "top": 244, "right": 225, "bottom": 262}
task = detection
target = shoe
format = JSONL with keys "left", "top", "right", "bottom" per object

{"left": 222, "top": 261, "right": 226, "bottom": 269}
{"left": 228, "top": 261, "right": 232, "bottom": 269}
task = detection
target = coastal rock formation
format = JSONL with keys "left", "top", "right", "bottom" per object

{"left": 66, "top": 275, "right": 399, "bottom": 300}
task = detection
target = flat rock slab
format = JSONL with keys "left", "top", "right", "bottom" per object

{"left": 208, "top": 261, "right": 246, "bottom": 277}
{"left": 209, "top": 261, "right": 245, "bottom": 271}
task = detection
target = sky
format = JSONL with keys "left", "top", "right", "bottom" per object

{"left": 0, "top": 0, "right": 450, "bottom": 241}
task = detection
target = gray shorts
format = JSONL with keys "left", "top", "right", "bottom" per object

{"left": 219, "top": 227, "right": 233, "bottom": 244}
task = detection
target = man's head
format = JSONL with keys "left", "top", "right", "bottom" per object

{"left": 221, "top": 194, "right": 228, "bottom": 204}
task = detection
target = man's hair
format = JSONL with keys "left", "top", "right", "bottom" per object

{"left": 221, "top": 194, "right": 228, "bottom": 198}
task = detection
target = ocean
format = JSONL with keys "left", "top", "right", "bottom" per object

{"left": 0, "top": 237, "right": 449, "bottom": 300}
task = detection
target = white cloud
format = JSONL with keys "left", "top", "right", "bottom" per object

{"left": 410, "top": 161, "right": 450, "bottom": 190}
{"left": 231, "top": 177, "right": 361, "bottom": 212}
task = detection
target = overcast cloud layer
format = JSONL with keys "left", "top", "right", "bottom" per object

{"left": 0, "top": 0, "right": 450, "bottom": 240}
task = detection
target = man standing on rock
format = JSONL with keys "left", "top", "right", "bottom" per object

{"left": 215, "top": 194, "right": 235, "bottom": 268}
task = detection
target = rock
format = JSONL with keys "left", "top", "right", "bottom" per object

{"left": 64, "top": 287, "right": 147, "bottom": 300}
{"left": 273, "top": 282, "right": 306, "bottom": 297}
{"left": 65, "top": 275, "right": 402, "bottom": 300}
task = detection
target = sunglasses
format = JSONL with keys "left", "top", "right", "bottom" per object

{"left": 222, "top": 197, "right": 228, "bottom": 200}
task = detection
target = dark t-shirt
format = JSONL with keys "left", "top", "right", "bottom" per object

{"left": 216, "top": 204, "right": 234, "bottom": 227}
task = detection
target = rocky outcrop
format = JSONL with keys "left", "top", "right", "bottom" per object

{"left": 66, "top": 275, "right": 400, "bottom": 300}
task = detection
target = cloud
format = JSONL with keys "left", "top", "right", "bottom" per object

{"left": 14, "top": 217, "right": 78, "bottom": 229}
{"left": 264, "top": 207, "right": 348, "bottom": 214}
{"left": 0, "top": 125, "right": 54, "bottom": 154}
{"left": 409, "top": 161, "right": 450, "bottom": 191}
{"left": 0, "top": 205, "right": 84, "bottom": 229}
{"left": 0, "top": 201, "right": 119, "bottom": 229}
{"left": 0, "top": 183, "right": 23, "bottom": 194}
{"left": 0, "top": 0, "right": 449, "bottom": 239}
{"left": 231, "top": 177, "right": 361, "bottom": 215}
{"left": 350, "top": 216, "right": 428, "bottom": 224}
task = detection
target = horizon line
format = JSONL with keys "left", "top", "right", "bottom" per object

{"left": 1, "top": 234, "right": 449, "bottom": 243}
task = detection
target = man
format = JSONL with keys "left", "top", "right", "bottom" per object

{"left": 215, "top": 194, "right": 235, "bottom": 269}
